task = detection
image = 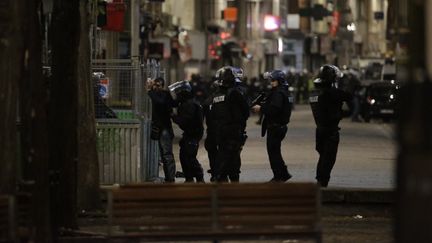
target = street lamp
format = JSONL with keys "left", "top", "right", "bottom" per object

{"left": 347, "top": 23, "right": 356, "bottom": 32}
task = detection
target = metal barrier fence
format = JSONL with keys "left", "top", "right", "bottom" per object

{"left": 93, "top": 59, "right": 165, "bottom": 184}
{"left": 141, "top": 119, "right": 160, "bottom": 180}
{"left": 96, "top": 119, "right": 141, "bottom": 184}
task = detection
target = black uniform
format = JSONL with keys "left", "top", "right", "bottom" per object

{"left": 211, "top": 86, "right": 249, "bottom": 182}
{"left": 261, "top": 85, "right": 293, "bottom": 181}
{"left": 203, "top": 90, "right": 218, "bottom": 181}
{"left": 309, "top": 86, "right": 352, "bottom": 187}
{"left": 172, "top": 97, "right": 205, "bottom": 182}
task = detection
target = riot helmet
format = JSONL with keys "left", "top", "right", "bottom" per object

{"left": 168, "top": 80, "right": 192, "bottom": 101}
{"left": 215, "top": 66, "right": 242, "bottom": 88}
{"left": 92, "top": 72, "right": 105, "bottom": 88}
{"left": 231, "top": 67, "right": 244, "bottom": 82}
{"left": 263, "top": 70, "right": 287, "bottom": 86}
{"left": 209, "top": 79, "right": 221, "bottom": 93}
{"left": 316, "top": 64, "right": 343, "bottom": 85}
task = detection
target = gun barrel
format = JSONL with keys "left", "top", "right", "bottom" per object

{"left": 250, "top": 93, "right": 266, "bottom": 108}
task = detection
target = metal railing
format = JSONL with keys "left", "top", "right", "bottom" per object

{"left": 93, "top": 59, "right": 165, "bottom": 184}
{"left": 96, "top": 119, "right": 141, "bottom": 184}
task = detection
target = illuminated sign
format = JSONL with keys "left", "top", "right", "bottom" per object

{"left": 264, "top": 15, "right": 280, "bottom": 31}
{"left": 223, "top": 7, "right": 238, "bottom": 22}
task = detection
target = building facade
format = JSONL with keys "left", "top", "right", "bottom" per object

{"left": 93, "top": 0, "right": 395, "bottom": 80}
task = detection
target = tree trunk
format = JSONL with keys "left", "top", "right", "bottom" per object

{"left": 396, "top": 1, "right": 432, "bottom": 242}
{"left": 19, "top": 0, "right": 53, "bottom": 241}
{"left": 77, "top": 0, "right": 101, "bottom": 211}
{"left": 49, "top": 0, "right": 80, "bottom": 233}
{"left": 0, "top": 0, "right": 20, "bottom": 194}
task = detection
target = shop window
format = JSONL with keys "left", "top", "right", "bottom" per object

{"left": 282, "top": 54, "right": 296, "bottom": 67}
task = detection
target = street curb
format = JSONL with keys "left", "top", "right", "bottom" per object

{"left": 321, "top": 188, "right": 395, "bottom": 204}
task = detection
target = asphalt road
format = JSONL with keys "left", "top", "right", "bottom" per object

{"left": 172, "top": 104, "right": 396, "bottom": 189}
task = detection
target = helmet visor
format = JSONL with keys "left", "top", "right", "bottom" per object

{"left": 263, "top": 71, "right": 272, "bottom": 80}
{"left": 330, "top": 65, "right": 344, "bottom": 79}
{"left": 168, "top": 81, "right": 191, "bottom": 100}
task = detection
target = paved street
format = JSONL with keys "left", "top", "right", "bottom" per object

{"left": 171, "top": 104, "right": 396, "bottom": 189}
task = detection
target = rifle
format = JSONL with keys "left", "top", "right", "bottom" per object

{"left": 250, "top": 92, "right": 267, "bottom": 108}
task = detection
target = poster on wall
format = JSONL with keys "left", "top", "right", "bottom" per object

{"left": 329, "top": 11, "right": 340, "bottom": 37}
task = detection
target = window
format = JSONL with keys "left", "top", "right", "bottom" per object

{"left": 282, "top": 54, "right": 296, "bottom": 67}
{"left": 285, "top": 42, "right": 294, "bottom": 51}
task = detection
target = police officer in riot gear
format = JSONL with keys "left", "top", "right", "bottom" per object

{"left": 211, "top": 66, "right": 249, "bottom": 182}
{"left": 169, "top": 81, "right": 205, "bottom": 183}
{"left": 232, "top": 67, "right": 249, "bottom": 182}
{"left": 252, "top": 70, "right": 293, "bottom": 182}
{"left": 203, "top": 79, "right": 221, "bottom": 181}
{"left": 309, "top": 64, "right": 353, "bottom": 187}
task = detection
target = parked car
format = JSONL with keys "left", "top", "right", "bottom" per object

{"left": 360, "top": 81, "right": 399, "bottom": 122}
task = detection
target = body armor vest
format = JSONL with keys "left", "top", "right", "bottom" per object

{"left": 309, "top": 88, "right": 343, "bottom": 130}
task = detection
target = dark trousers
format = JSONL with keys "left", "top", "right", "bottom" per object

{"left": 215, "top": 139, "right": 242, "bottom": 182}
{"left": 229, "top": 131, "right": 247, "bottom": 181}
{"left": 315, "top": 128, "right": 340, "bottom": 186}
{"left": 204, "top": 131, "right": 218, "bottom": 179}
{"left": 266, "top": 125, "right": 290, "bottom": 180}
{"left": 351, "top": 95, "right": 361, "bottom": 121}
{"left": 158, "top": 128, "right": 176, "bottom": 182}
{"left": 179, "top": 136, "right": 204, "bottom": 182}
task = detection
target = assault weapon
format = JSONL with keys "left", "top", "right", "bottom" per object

{"left": 250, "top": 92, "right": 267, "bottom": 108}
